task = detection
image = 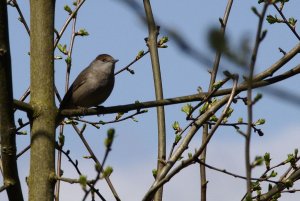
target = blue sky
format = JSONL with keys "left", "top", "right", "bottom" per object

{"left": 1, "top": 0, "right": 300, "bottom": 200}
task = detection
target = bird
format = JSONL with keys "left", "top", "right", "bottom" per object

{"left": 57, "top": 54, "right": 118, "bottom": 125}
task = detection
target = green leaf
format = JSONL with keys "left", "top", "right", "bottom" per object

{"left": 57, "top": 43, "right": 68, "bottom": 54}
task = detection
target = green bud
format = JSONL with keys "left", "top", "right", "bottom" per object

{"left": 136, "top": 50, "right": 145, "bottom": 60}
{"left": 115, "top": 113, "right": 124, "bottom": 120}
{"left": 175, "top": 134, "right": 182, "bottom": 144}
{"left": 266, "top": 15, "right": 278, "bottom": 24}
{"left": 95, "top": 163, "right": 101, "bottom": 172}
{"left": 225, "top": 107, "right": 234, "bottom": 118}
{"left": 237, "top": 117, "right": 243, "bottom": 123}
{"left": 131, "top": 117, "right": 138, "bottom": 122}
{"left": 104, "top": 128, "right": 115, "bottom": 149}
{"left": 102, "top": 166, "right": 113, "bottom": 178}
{"left": 157, "top": 36, "right": 169, "bottom": 47}
{"left": 253, "top": 156, "right": 264, "bottom": 167}
{"left": 54, "top": 55, "right": 63, "bottom": 60}
{"left": 255, "top": 118, "right": 265, "bottom": 125}
{"left": 172, "top": 121, "right": 181, "bottom": 133}
{"left": 269, "top": 170, "right": 277, "bottom": 178}
{"left": 58, "top": 134, "right": 65, "bottom": 146}
{"left": 65, "top": 56, "right": 71, "bottom": 65}
{"left": 77, "top": 28, "right": 89, "bottom": 36}
{"left": 181, "top": 103, "right": 192, "bottom": 116}
{"left": 152, "top": 169, "right": 157, "bottom": 178}
{"left": 209, "top": 115, "right": 218, "bottom": 122}
{"left": 254, "top": 93, "right": 263, "bottom": 102}
{"left": 284, "top": 179, "right": 293, "bottom": 189}
{"left": 79, "top": 175, "right": 87, "bottom": 189}
{"left": 64, "top": 5, "right": 73, "bottom": 15}
{"left": 200, "top": 102, "right": 209, "bottom": 114}
{"left": 197, "top": 86, "right": 203, "bottom": 93}
{"left": 295, "top": 148, "right": 298, "bottom": 157}
{"left": 251, "top": 7, "right": 259, "bottom": 17}
{"left": 288, "top": 17, "right": 297, "bottom": 27}
{"left": 212, "top": 80, "right": 223, "bottom": 89}
{"left": 264, "top": 152, "right": 271, "bottom": 169}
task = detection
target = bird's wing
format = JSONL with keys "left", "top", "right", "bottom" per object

{"left": 59, "top": 68, "right": 89, "bottom": 109}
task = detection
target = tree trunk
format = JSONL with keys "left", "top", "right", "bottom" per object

{"left": 28, "top": 1, "right": 56, "bottom": 201}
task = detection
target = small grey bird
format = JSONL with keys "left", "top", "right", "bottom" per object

{"left": 59, "top": 54, "right": 118, "bottom": 110}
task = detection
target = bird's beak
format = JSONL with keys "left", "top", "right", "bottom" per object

{"left": 112, "top": 59, "right": 119, "bottom": 64}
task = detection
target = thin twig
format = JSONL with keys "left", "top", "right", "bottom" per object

{"left": 54, "top": 0, "right": 86, "bottom": 48}
{"left": 74, "top": 109, "right": 148, "bottom": 128}
{"left": 16, "top": 145, "right": 30, "bottom": 158}
{"left": 9, "top": 0, "right": 30, "bottom": 35}
{"left": 57, "top": 147, "right": 106, "bottom": 200}
{"left": 245, "top": 3, "right": 268, "bottom": 197}
{"left": 72, "top": 124, "right": 121, "bottom": 201}
{"left": 273, "top": 3, "right": 300, "bottom": 41}
{"left": 114, "top": 50, "right": 149, "bottom": 75}
{"left": 196, "top": 160, "right": 278, "bottom": 184}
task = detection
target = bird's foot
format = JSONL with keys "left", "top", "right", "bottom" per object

{"left": 95, "top": 106, "right": 105, "bottom": 117}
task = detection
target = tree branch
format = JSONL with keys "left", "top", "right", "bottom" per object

{"left": 143, "top": 1, "right": 166, "bottom": 200}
